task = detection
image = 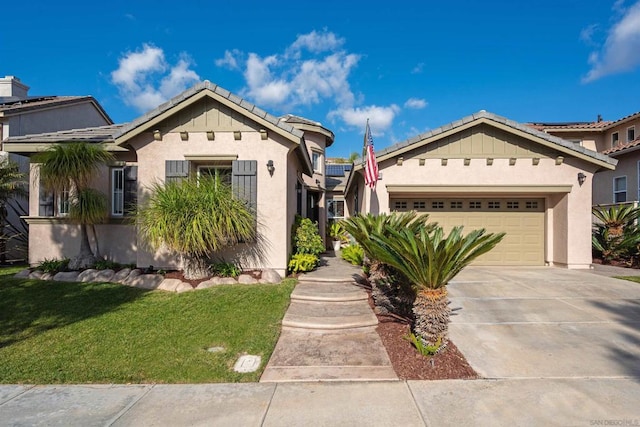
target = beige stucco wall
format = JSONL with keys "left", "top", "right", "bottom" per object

{"left": 593, "top": 153, "right": 639, "bottom": 205}
{"left": 300, "top": 132, "right": 327, "bottom": 240}
{"left": 353, "top": 127, "right": 600, "bottom": 269}
{"left": 131, "top": 129, "right": 296, "bottom": 275}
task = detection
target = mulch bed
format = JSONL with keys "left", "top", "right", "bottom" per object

{"left": 367, "top": 291, "right": 478, "bottom": 380}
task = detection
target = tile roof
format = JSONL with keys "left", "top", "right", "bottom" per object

{"left": 355, "top": 110, "right": 615, "bottom": 167}
{"left": 607, "top": 110, "right": 640, "bottom": 128}
{"left": 603, "top": 136, "right": 640, "bottom": 155}
{"left": 280, "top": 114, "right": 323, "bottom": 126}
{"left": 116, "top": 81, "right": 304, "bottom": 140}
{"left": 0, "top": 96, "right": 111, "bottom": 122}
{"left": 3, "top": 124, "right": 124, "bottom": 143}
{"left": 526, "top": 121, "right": 612, "bottom": 131}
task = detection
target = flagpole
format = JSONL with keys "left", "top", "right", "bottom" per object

{"left": 361, "top": 119, "right": 368, "bottom": 214}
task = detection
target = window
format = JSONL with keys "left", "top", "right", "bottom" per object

{"left": 327, "top": 199, "right": 345, "bottom": 220}
{"left": 450, "top": 201, "right": 463, "bottom": 209}
{"left": 469, "top": 201, "right": 482, "bottom": 209}
{"left": 431, "top": 201, "right": 444, "bottom": 209}
{"left": 614, "top": 176, "right": 627, "bottom": 203}
{"left": 393, "top": 201, "right": 407, "bottom": 210}
{"left": 628, "top": 126, "right": 636, "bottom": 142}
{"left": 526, "top": 201, "right": 539, "bottom": 209}
{"left": 312, "top": 152, "right": 321, "bottom": 173}
{"left": 568, "top": 139, "right": 582, "bottom": 147}
{"left": 197, "top": 165, "right": 231, "bottom": 186}
{"left": 111, "top": 168, "right": 124, "bottom": 216}
{"left": 507, "top": 201, "right": 519, "bottom": 209}
{"left": 488, "top": 201, "right": 501, "bottom": 209}
{"left": 57, "top": 188, "right": 70, "bottom": 216}
{"left": 612, "top": 132, "right": 619, "bottom": 147}
{"left": 413, "top": 201, "right": 426, "bottom": 209}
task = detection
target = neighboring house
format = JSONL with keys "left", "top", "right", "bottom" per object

{"left": 530, "top": 112, "right": 640, "bottom": 206}
{"left": 0, "top": 75, "right": 112, "bottom": 261}
{"left": 345, "top": 111, "right": 616, "bottom": 268}
{"left": 4, "top": 81, "right": 333, "bottom": 275}
{"left": 325, "top": 162, "right": 352, "bottom": 225}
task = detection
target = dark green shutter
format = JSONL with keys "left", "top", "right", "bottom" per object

{"left": 165, "top": 160, "right": 190, "bottom": 183}
{"left": 124, "top": 166, "right": 138, "bottom": 212}
{"left": 232, "top": 160, "right": 257, "bottom": 217}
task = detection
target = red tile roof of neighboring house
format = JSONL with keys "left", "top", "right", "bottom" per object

{"left": 526, "top": 121, "right": 612, "bottom": 131}
{"left": 603, "top": 136, "right": 640, "bottom": 155}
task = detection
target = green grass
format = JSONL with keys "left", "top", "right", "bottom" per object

{"left": 615, "top": 276, "right": 640, "bottom": 284}
{"left": 0, "top": 268, "right": 295, "bottom": 384}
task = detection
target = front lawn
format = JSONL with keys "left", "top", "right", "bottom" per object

{"left": 616, "top": 276, "right": 640, "bottom": 284}
{"left": 0, "top": 268, "right": 294, "bottom": 383}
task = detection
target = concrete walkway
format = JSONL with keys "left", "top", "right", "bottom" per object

{"left": 260, "top": 253, "right": 397, "bottom": 382}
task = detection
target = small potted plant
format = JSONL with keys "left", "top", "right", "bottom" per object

{"left": 329, "top": 221, "right": 346, "bottom": 252}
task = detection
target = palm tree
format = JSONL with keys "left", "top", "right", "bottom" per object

{"left": 35, "top": 143, "right": 113, "bottom": 270}
{"left": 136, "top": 176, "right": 256, "bottom": 279}
{"left": 368, "top": 224, "right": 504, "bottom": 348}
{"left": 0, "top": 158, "right": 26, "bottom": 263}
{"left": 342, "top": 212, "right": 435, "bottom": 317}
{"left": 592, "top": 204, "right": 640, "bottom": 237}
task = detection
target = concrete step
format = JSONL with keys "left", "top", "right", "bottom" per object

{"left": 291, "top": 282, "right": 368, "bottom": 302}
{"left": 260, "top": 327, "right": 398, "bottom": 382}
{"left": 283, "top": 300, "right": 378, "bottom": 330}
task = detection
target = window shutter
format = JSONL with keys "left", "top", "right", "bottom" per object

{"left": 232, "top": 160, "right": 257, "bottom": 216}
{"left": 124, "top": 166, "right": 138, "bottom": 212}
{"left": 165, "top": 160, "right": 190, "bottom": 183}
{"left": 39, "top": 188, "right": 54, "bottom": 216}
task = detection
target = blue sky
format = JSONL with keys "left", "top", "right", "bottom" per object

{"left": 2, "top": 0, "right": 640, "bottom": 158}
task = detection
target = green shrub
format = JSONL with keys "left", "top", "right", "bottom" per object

{"left": 288, "top": 253, "right": 318, "bottom": 274}
{"left": 404, "top": 332, "right": 442, "bottom": 356}
{"left": 94, "top": 259, "right": 123, "bottom": 270}
{"left": 36, "top": 258, "right": 70, "bottom": 274}
{"left": 211, "top": 261, "right": 241, "bottom": 278}
{"left": 341, "top": 244, "right": 364, "bottom": 266}
{"left": 293, "top": 217, "right": 325, "bottom": 256}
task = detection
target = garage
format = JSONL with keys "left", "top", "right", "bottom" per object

{"left": 390, "top": 197, "right": 545, "bottom": 265}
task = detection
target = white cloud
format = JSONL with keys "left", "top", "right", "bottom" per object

{"left": 580, "top": 23, "right": 599, "bottom": 45}
{"left": 329, "top": 105, "right": 400, "bottom": 134}
{"left": 111, "top": 44, "right": 201, "bottom": 112}
{"left": 583, "top": 0, "right": 640, "bottom": 82}
{"left": 404, "top": 98, "right": 428, "bottom": 109}
{"left": 411, "top": 62, "right": 425, "bottom": 74}
{"left": 288, "top": 30, "right": 344, "bottom": 55}
{"left": 215, "top": 49, "right": 242, "bottom": 70}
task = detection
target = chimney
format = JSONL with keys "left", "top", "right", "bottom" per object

{"left": 597, "top": 114, "right": 603, "bottom": 123}
{"left": 0, "top": 76, "right": 30, "bottom": 99}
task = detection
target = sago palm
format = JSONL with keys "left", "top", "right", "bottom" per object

{"left": 369, "top": 224, "right": 504, "bottom": 347}
{"left": 34, "top": 143, "right": 114, "bottom": 269}
{"left": 137, "top": 176, "right": 256, "bottom": 279}
{"left": 592, "top": 204, "right": 640, "bottom": 237}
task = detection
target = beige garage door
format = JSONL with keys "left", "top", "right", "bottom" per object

{"left": 390, "top": 198, "right": 545, "bottom": 265}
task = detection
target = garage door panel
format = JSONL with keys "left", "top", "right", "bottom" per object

{"left": 392, "top": 198, "right": 544, "bottom": 266}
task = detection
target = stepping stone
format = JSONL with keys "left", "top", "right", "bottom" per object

{"left": 291, "top": 282, "right": 368, "bottom": 302}
{"left": 234, "top": 355, "right": 261, "bottom": 373}
{"left": 283, "top": 300, "right": 378, "bottom": 329}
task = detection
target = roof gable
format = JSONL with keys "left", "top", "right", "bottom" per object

{"left": 368, "top": 111, "right": 616, "bottom": 170}
{"left": 114, "top": 81, "right": 304, "bottom": 145}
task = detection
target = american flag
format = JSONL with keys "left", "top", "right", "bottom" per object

{"left": 363, "top": 121, "right": 378, "bottom": 189}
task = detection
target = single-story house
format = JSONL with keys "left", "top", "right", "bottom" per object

{"left": 345, "top": 111, "right": 617, "bottom": 268}
{"left": 4, "top": 81, "right": 334, "bottom": 276}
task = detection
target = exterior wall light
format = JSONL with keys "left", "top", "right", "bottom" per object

{"left": 180, "top": 131, "right": 189, "bottom": 141}
{"left": 153, "top": 130, "right": 162, "bottom": 141}
{"left": 578, "top": 172, "right": 586, "bottom": 186}
{"left": 267, "top": 160, "right": 275, "bottom": 176}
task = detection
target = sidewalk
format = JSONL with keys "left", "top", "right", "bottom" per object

{"left": 2, "top": 379, "right": 639, "bottom": 426}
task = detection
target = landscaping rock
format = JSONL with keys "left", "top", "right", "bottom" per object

{"left": 112, "top": 268, "right": 132, "bottom": 283}
{"left": 93, "top": 269, "right": 115, "bottom": 282}
{"left": 122, "top": 269, "right": 143, "bottom": 286}
{"left": 195, "top": 279, "right": 218, "bottom": 290}
{"left": 53, "top": 271, "right": 80, "bottom": 282}
{"left": 238, "top": 274, "right": 258, "bottom": 284}
{"left": 128, "top": 274, "right": 163, "bottom": 290}
{"left": 261, "top": 269, "right": 282, "bottom": 284}
{"left": 28, "top": 270, "right": 47, "bottom": 280}
{"left": 175, "top": 282, "right": 194, "bottom": 293}
{"left": 218, "top": 277, "right": 237, "bottom": 285}
{"left": 78, "top": 269, "right": 99, "bottom": 282}
{"left": 14, "top": 269, "right": 31, "bottom": 278}
{"left": 158, "top": 278, "right": 182, "bottom": 292}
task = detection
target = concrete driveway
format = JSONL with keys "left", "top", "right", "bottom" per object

{"left": 448, "top": 267, "right": 640, "bottom": 379}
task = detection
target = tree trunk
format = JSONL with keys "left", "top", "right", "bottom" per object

{"left": 412, "top": 287, "right": 451, "bottom": 348}
{"left": 68, "top": 224, "right": 97, "bottom": 270}
{"left": 182, "top": 253, "right": 210, "bottom": 280}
